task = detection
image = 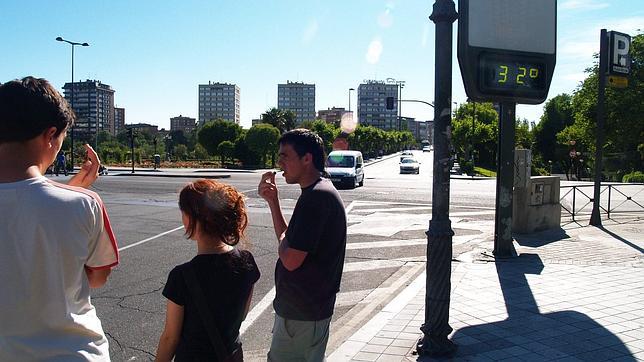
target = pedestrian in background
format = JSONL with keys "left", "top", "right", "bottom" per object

{"left": 0, "top": 76, "right": 119, "bottom": 361}
{"left": 156, "top": 179, "right": 260, "bottom": 362}
{"left": 258, "top": 129, "right": 347, "bottom": 361}
{"left": 55, "top": 150, "right": 67, "bottom": 176}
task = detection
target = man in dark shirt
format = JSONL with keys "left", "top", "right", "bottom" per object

{"left": 258, "top": 129, "right": 347, "bottom": 361}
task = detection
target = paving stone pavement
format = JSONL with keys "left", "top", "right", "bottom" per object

{"left": 328, "top": 218, "right": 644, "bottom": 361}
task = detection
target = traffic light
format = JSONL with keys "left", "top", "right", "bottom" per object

{"left": 386, "top": 97, "right": 395, "bottom": 110}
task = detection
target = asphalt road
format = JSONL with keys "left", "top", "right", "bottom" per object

{"left": 46, "top": 150, "right": 499, "bottom": 361}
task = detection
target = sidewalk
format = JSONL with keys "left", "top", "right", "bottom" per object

{"left": 329, "top": 219, "right": 644, "bottom": 361}
{"left": 106, "top": 166, "right": 232, "bottom": 179}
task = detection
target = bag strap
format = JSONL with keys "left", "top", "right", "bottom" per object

{"left": 182, "top": 264, "right": 230, "bottom": 360}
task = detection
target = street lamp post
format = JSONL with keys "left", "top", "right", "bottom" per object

{"left": 417, "top": 0, "right": 457, "bottom": 357}
{"left": 348, "top": 88, "right": 355, "bottom": 112}
{"left": 56, "top": 36, "right": 89, "bottom": 170}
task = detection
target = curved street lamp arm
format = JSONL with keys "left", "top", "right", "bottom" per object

{"left": 398, "top": 99, "right": 435, "bottom": 108}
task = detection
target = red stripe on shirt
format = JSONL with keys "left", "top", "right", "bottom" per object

{"left": 46, "top": 179, "right": 119, "bottom": 268}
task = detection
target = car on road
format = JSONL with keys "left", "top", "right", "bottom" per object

{"left": 399, "top": 157, "right": 420, "bottom": 174}
{"left": 422, "top": 145, "right": 431, "bottom": 152}
{"left": 325, "top": 150, "right": 365, "bottom": 188}
{"left": 400, "top": 150, "right": 414, "bottom": 161}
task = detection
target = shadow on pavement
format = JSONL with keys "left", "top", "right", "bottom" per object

{"left": 599, "top": 226, "right": 644, "bottom": 254}
{"left": 418, "top": 254, "right": 635, "bottom": 361}
{"left": 513, "top": 228, "right": 570, "bottom": 247}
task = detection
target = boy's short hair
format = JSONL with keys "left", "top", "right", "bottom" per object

{"left": 279, "top": 129, "right": 326, "bottom": 173}
{"left": 0, "top": 76, "right": 75, "bottom": 143}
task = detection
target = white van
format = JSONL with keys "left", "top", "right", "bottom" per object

{"left": 325, "top": 150, "right": 364, "bottom": 189}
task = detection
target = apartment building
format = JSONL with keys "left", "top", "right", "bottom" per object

{"left": 277, "top": 81, "right": 315, "bottom": 124}
{"left": 198, "top": 82, "right": 240, "bottom": 125}
{"left": 357, "top": 80, "right": 399, "bottom": 131}
{"left": 170, "top": 115, "right": 197, "bottom": 134}
{"left": 63, "top": 79, "right": 115, "bottom": 136}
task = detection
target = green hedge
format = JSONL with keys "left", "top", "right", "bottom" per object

{"left": 622, "top": 171, "right": 644, "bottom": 183}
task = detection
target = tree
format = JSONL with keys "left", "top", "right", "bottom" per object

{"left": 193, "top": 144, "right": 209, "bottom": 160}
{"left": 217, "top": 141, "right": 235, "bottom": 165}
{"left": 261, "top": 108, "right": 296, "bottom": 134}
{"left": 563, "top": 33, "right": 643, "bottom": 178}
{"left": 233, "top": 132, "right": 262, "bottom": 167}
{"left": 302, "top": 120, "right": 335, "bottom": 154}
{"left": 245, "top": 124, "right": 280, "bottom": 167}
{"left": 454, "top": 102, "right": 498, "bottom": 125}
{"left": 169, "top": 130, "right": 188, "bottom": 145}
{"left": 174, "top": 144, "right": 189, "bottom": 161}
{"left": 515, "top": 118, "right": 533, "bottom": 150}
{"left": 452, "top": 102, "right": 499, "bottom": 168}
{"left": 197, "top": 119, "right": 242, "bottom": 158}
{"left": 533, "top": 94, "right": 574, "bottom": 166}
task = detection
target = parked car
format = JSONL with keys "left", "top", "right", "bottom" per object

{"left": 450, "top": 162, "right": 461, "bottom": 175}
{"left": 422, "top": 146, "right": 431, "bottom": 152}
{"left": 399, "top": 157, "right": 420, "bottom": 174}
{"left": 325, "top": 150, "right": 365, "bottom": 188}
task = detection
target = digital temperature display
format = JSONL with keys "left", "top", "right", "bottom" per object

{"left": 457, "top": 0, "right": 556, "bottom": 104}
{"left": 479, "top": 55, "right": 548, "bottom": 96}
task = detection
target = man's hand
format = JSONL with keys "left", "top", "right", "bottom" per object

{"left": 68, "top": 144, "right": 100, "bottom": 189}
{"left": 258, "top": 171, "right": 279, "bottom": 204}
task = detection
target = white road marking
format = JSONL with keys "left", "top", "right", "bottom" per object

{"left": 240, "top": 258, "right": 409, "bottom": 336}
{"left": 342, "top": 259, "right": 406, "bottom": 272}
{"left": 346, "top": 234, "right": 480, "bottom": 250}
{"left": 239, "top": 286, "right": 276, "bottom": 335}
{"left": 118, "top": 226, "right": 184, "bottom": 252}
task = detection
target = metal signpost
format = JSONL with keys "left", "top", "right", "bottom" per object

{"left": 590, "top": 30, "right": 631, "bottom": 226}
{"left": 457, "top": 0, "right": 557, "bottom": 257}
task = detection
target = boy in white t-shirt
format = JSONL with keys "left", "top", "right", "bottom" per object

{"left": 0, "top": 76, "right": 119, "bottom": 361}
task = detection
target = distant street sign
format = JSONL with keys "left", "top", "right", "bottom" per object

{"left": 457, "top": 0, "right": 557, "bottom": 104}
{"left": 608, "top": 31, "right": 631, "bottom": 76}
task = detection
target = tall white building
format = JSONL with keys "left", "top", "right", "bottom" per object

{"left": 357, "top": 80, "right": 399, "bottom": 130}
{"left": 277, "top": 81, "right": 315, "bottom": 124}
{"left": 198, "top": 82, "right": 240, "bottom": 125}
{"left": 63, "top": 79, "right": 115, "bottom": 136}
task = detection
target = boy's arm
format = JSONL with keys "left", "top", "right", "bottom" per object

{"left": 258, "top": 171, "right": 306, "bottom": 270}
{"left": 258, "top": 172, "right": 287, "bottom": 240}
{"left": 85, "top": 267, "right": 112, "bottom": 288}
{"left": 68, "top": 144, "right": 100, "bottom": 189}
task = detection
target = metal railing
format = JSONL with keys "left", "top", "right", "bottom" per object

{"left": 560, "top": 183, "right": 644, "bottom": 221}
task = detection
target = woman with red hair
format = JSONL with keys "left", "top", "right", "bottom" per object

{"left": 156, "top": 179, "right": 259, "bottom": 361}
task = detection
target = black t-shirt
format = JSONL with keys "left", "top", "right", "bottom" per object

{"left": 162, "top": 249, "right": 260, "bottom": 361}
{"left": 274, "top": 178, "right": 347, "bottom": 321}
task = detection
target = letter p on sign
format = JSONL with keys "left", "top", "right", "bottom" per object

{"left": 608, "top": 31, "right": 631, "bottom": 75}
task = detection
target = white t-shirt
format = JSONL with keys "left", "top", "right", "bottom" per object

{"left": 0, "top": 176, "right": 119, "bottom": 361}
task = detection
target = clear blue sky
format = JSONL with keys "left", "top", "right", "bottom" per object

{"left": 1, "top": 0, "right": 641, "bottom": 130}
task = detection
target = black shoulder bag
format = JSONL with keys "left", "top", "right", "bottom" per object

{"left": 182, "top": 264, "right": 243, "bottom": 362}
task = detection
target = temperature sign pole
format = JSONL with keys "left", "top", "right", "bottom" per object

{"left": 457, "top": 0, "right": 557, "bottom": 257}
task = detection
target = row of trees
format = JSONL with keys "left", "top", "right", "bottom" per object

{"left": 450, "top": 33, "right": 643, "bottom": 181}
{"left": 75, "top": 106, "right": 417, "bottom": 169}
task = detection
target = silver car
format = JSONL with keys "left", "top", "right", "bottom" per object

{"left": 399, "top": 157, "right": 420, "bottom": 174}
